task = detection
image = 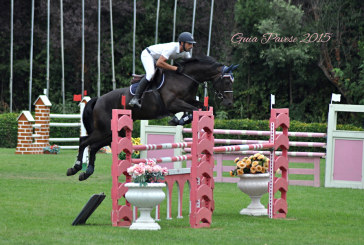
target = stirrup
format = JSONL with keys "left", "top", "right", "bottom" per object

{"left": 129, "top": 97, "right": 141, "bottom": 108}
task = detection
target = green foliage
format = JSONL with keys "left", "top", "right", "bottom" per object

{"left": 0, "top": 113, "right": 18, "bottom": 148}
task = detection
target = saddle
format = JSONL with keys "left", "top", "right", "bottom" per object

{"left": 129, "top": 68, "right": 165, "bottom": 95}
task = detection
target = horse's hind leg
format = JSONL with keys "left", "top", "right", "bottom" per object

{"left": 79, "top": 136, "right": 111, "bottom": 181}
{"left": 66, "top": 136, "right": 88, "bottom": 176}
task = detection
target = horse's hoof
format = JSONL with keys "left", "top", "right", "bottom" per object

{"left": 67, "top": 168, "right": 77, "bottom": 176}
{"left": 79, "top": 172, "right": 90, "bottom": 181}
{"left": 66, "top": 164, "right": 82, "bottom": 176}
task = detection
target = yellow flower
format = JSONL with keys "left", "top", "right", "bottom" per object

{"left": 252, "top": 161, "right": 259, "bottom": 167}
{"left": 132, "top": 137, "right": 141, "bottom": 145}
{"left": 254, "top": 153, "right": 260, "bottom": 158}
{"left": 237, "top": 168, "right": 244, "bottom": 175}
{"left": 238, "top": 161, "right": 246, "bottom": 169}
{"left": 234, "top": 157, "right": 240, "bottom": 163}
{"left": 229, "top": 170, "right": 234, "bottom": 177}
{"left": 256, "top": 165, "right": 263, "bottom": 172}
{"left": 264, "top": 162, "right": 269, "bottom": 168}
{"left": 250, "top": 166, "right": 257, "bottom": 174}
{"left": 261, "top": 167, "right": 266, "bottom": 173}
{"left": 245, "top": 159, "right": 251, "bottom": 165}
{"left": 258, "top": 154, "right": 265, "bottom": 160}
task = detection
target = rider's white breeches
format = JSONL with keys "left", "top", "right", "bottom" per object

{"left": 141, "top": 49, "right": 155, "bottom": 81}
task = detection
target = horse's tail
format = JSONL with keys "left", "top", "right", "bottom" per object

{"left": 82, "top": 97, "right": 98, "bottom": 135}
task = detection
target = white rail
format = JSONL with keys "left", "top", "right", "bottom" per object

{"left": 49, "top": 137, "right": 79, "bottom": 142}
{"left": 59, "top": 145, "right": 79, "bottom": 149}
{"left": 49, "top": 122, "right": 81, "bottom": 127}
{"left": 50, "top": 113, "right": 80, "bottom": 119}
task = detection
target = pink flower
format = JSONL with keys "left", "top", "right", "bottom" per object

{"left": 145, "top": 165, "right": 153, "bottom": 173}
{"left": 152, "top": 165, "right": 162, "bottom": 173}
{"left": 147, "top": 160, "right": 156, "bottom": 167}
{"left": 162, "top": 167, "right": 168, "bottom": 176}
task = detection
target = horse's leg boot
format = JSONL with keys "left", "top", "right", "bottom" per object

{"left": 79, "top": 165, "right": 94, "bottom": 181}
{"left": 129, "top": 77, "right": 149, "bottom": 108}
{"left": 168, "top": 115, "right": 180, "bottom": 126}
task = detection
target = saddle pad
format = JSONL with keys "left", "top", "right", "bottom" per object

{"left": 129, "top": 73, "right": 165, "bottom": 95}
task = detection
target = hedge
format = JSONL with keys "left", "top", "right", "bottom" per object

{"left": 0, "top": 113, "right": 362, "bottom": 149}
{"left": 0, "top": 113, "right": 18, "bottom": 148}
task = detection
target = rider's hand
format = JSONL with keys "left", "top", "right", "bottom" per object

{"left": 176, "top": 65, "right": 184, "bottom": 74}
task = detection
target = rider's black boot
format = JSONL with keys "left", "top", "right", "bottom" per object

{"left": 129, "top": 77, "right": 149, "bottom": 108}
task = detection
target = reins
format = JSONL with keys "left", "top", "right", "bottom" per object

{"left": 181, "top": 72, "right": 200, "bottom": 85}
{"left": 180, "top": 67, "right": 233, "bottom": 100}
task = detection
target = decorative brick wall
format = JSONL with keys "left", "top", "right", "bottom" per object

{"left": 33, "top": 96, "right": 51, "bottom": 153}
{"left": 15, "top": 95, "right": 52, "bottom": 155}
{"left": 15, "top": 112, "right": 36, "bottom": 154}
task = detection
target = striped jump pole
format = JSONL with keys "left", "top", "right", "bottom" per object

{"left": 183, "top": 128, "right": 324, "bottom": 138}
{"left": 213, "top": 143, "right": 274, "bottom": 153}
{"left": 219, "top": 150, "right": 325, "bottom": 158}
{"left": 133, "top": 142, "right": 192, "bottom": 151}
{"left": 131, "top": 154, "right": 192, "bottom": 164}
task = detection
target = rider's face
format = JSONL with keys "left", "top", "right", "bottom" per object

{"left": 181, "top": 42, "right": 193, "bottom": 52}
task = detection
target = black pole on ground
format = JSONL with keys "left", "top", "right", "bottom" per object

{"left": 72, "top": 193, "right": 106, "bottom": 226}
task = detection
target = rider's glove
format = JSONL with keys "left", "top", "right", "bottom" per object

{"left": 176, "top": 65, "right": 184, "bottom": 74}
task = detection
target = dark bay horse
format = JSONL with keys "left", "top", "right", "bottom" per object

{"left": 67, "top": 55, "right": 238, "bottom": 181}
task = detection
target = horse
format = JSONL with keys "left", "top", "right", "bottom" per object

{"left": 66, "top": 55, "right": 238, "bottom": 181}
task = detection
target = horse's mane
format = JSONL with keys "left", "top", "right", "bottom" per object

{"left": 179, "top": 55, "right": 222, "bottom": 69}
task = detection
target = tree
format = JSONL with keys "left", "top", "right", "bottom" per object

{"left": 307, "top": 0, "right": 364, "bottom": 105}
{"left": 256, "top": 0, "right": 312, "bottom": 106}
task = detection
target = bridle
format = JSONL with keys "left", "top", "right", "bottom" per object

{"left": 180, "top": 64, "right": 237, "bottom": 99}
{"left": 212, "top": 73, "right": 234, "bottom": 100}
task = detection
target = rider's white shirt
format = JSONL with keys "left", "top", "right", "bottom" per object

{"left": 147, "top": 42, "right": 192, "bottom": 60}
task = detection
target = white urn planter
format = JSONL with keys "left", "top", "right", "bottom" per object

{"left": 125, "top": 183, "right": 166, "bottom": 230}
{"left": 237, "top": 173, "right": 269, "bottom": 216}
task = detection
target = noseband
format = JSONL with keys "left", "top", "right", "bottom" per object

{"left": 213, "top": 72, "right": 234, "bottom": 100}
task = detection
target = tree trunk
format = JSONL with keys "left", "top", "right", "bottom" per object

{"left": 289, "top": 66, "right": 293, "bottom": 106}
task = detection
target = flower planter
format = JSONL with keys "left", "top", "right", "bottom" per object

{"left": 125, "top": 183, "right": 166, "bottom": 230}
{"left": 237, "top": 173, "right": 269, "bottom": 216}
{"left": 43, "top": 151, "right": 57, "bottom": 154}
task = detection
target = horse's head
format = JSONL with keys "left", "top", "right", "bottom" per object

{"left": 179, "top": 56, "right": 238, "bottom": 108}
{"left": 212, "top": 64, "right": 239, "bottom": 107}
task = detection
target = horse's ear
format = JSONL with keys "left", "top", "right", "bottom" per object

{"left": 231, "top": 64, "right": 239, "bottom": 71}
{"left": 223, "top": 65, "right": 233, "bottom": 74}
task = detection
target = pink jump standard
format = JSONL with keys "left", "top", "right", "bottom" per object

{"left": 268, "top": 109, "right": 289, "bottom": 219}
{"left": 110, "top": 108, "right": 215, "bottom": 228}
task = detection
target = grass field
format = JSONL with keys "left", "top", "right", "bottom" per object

{"left": 1, "top": 148, "right": 364, "bottom": 245}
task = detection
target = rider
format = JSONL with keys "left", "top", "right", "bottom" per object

{"left": 129, "top": 32, "right": 196, "bottom": 108}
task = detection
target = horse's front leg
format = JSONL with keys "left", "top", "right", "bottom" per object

{"left": 166, "top": 99, "right": 199, "bottom": 125}
{"left": 166, "top": 98, "right": 199, "bottom": 114}
{"left": 190, "top": 100, "right": 204, "bottom": 109}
